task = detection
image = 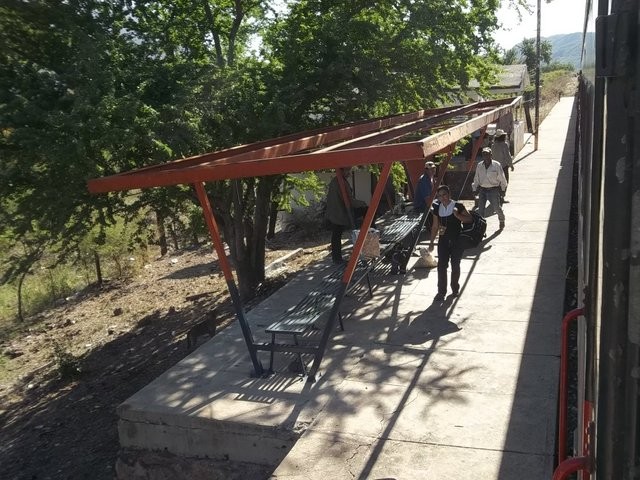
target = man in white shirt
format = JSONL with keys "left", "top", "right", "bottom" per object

{"left": 491, "top": 129, "right": 514, "bottom": 204}
{"left": 472, "top": 147, "right": 508, "bottom": 229}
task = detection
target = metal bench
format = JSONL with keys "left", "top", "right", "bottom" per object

{"left": 263, "top": 260, "right": 370, "bottom": 374}
{"left": 263, "top": 212, "right": 425, "bottom": 375}
{"left": 378, "top": 212, "right": 425, "bottom": 274}
{"left": 265, "top": 291, "right": 342, "bottom": 374}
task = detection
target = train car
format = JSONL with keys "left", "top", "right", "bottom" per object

{"left": 567, "top": 0, "right": 639, "bottom": 478}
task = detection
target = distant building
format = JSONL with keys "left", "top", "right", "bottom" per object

{"left": 466, "top": 64, "right": 531, "bottom": 101}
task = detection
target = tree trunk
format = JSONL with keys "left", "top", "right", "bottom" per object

{"left": 191, "top": 228, "right": 199, "bottom": 246}
{"left": 93, "top": 250, "right": 103, "bottom": 287}
{"left": 156, "top": 210, "right": 168, "bottom": 256}
{"left": 267, "top": 201, "right": 278, "bottom": 239}
{"left": 223, "top": 178, "right": 272, "bottom": 301}
{"left": 169, "top": 222, "right": 179, "bottom": 251}
{"left": 47, "top": 268, "right": 57, "bottom": 300}
{"left": 17, "top": 270, "right": 27, "bottom": 322}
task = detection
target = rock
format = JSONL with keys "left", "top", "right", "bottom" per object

{"left": 113, "top": 307, "right": 123, "bottom": 316}
{"left": 4, "top": 347, "right": 24, "bottom": 359}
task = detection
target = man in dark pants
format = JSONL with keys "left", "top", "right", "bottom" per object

{"left": 324, "top": 167, "right": 369, "bottom": 264}
{"left": 429, "top": 185, "right": 472, "bottom": 302}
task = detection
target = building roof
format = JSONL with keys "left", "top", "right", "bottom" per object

{"left": 468, "top": 64, "right": 530, "bottom": 92}
{"left": 496, "top": 64, "right": 531, "bottom": 90}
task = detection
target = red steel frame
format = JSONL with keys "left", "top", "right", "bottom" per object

{"left": 87, "top": 97, "right": 522, "bottom": 379}
{"left": 555, "top": 307, "right": 593, "bottom": 480}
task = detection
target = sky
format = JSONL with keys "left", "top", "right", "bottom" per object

{"left": 493, "top": 0, "right": 587, "bottom": 50}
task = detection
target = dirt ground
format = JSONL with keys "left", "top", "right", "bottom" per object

{"left": 0, "top": 230, "right": 331, "bottom": 480}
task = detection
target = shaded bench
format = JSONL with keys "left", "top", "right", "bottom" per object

{"left": 265, "top": 292, "right": 342, "bottom": 374}
{"left": 377, "top": 212, "right": 426, "bottom": 274}
{"left": 262, "top": 211, "right": 425, "bottom": 374}
{"left": 263, "top": 261, "right": 369, "bottom": 373}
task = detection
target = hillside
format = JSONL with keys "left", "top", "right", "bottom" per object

{"left": 546, "top": 32, "right": 594, "bottom": 69}
{"left": 0, "top": 234, "right": 330, "bottom": 480}
{"left": 505, "top": 32, "right": 594, "bottom": 70}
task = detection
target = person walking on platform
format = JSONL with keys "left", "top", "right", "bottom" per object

{"left": 325, "top": 167, "right": 369, "bottom": 264}
{"left": 413, "top": 160, "right": 437, "bottom": 213}
{"left": 491, "top": 129, "right": 514, "bottom": 203}
{"left": 472, "top": 147, "right": 508, "bottom": 230}
{"left": 429, "top": 185, "right": 472, "bottom": 302}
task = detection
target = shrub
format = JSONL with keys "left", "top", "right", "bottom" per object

{"left": 52, "top": 342, "right": 82, "bottom": 380}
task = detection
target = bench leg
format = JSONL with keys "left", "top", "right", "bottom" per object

{"left": 338, "top": 312, "right": 345, "bottom": 331}
{"left": 269, "top": 333, "right": 276, "bottom": 373}
{"left": 293, "top": 334, "right": 307, "bottom": 376}
{"left": 366, "top": 272, "right": 373, "bottom": 297}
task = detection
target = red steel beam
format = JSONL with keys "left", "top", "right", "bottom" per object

{"left": 314, "top": 103, "right": 480, "bottom": 153}
{"left": 105, "top": 107, "right": 455, "bottom": 178}
{"left": 88, "top": 98, "right": 520, "bottom": 194}
{"left": 194, "top": 182, "right": 263, "bottom": 376}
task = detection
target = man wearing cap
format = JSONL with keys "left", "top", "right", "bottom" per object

{"left": 491, "top": 129, "right": 514, "bottom": 203}
{"left": 413, "top": 161, "right": 437, "bottom": 213}
{"left": 472, "top": 147, "right": 508, "bottom": 229}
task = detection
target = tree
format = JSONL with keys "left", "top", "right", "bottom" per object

{"left": 0, "top": 0, "right": 130, "bottom": 286}
{"left": 1, "top": 0, "right": 510, "bottom": 307}
{"left": 518, "top": 37, "right": 553, "bottom": 73}
{"left": 500, "top": 47, "right": 521, "bottom": 65}
{"left": 264, "top": 0, "right": 503, "bottom": 126}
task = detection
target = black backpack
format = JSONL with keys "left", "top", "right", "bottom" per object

{"left": 458, "top": 211, "right": 487, "bottom": 249}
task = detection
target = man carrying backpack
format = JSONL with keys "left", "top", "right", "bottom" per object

{"left": 472, "top": 147, "right": 508, "bottom": 230}
{"left": 429, "top": 185, "right": 472, "bottom": 302}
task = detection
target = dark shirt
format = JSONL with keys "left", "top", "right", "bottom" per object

{"left": 432, "top": 201, "right": 467, "bottom": 238}
{"left": 413, "top": 174, "right": 433, "bottom": 212}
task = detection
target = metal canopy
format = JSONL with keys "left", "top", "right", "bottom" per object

{"left": 87, "top": 96, "right": 522, "bottom": 380}
{"left": 88, "top": 97, "right": 520, "bottom": 194}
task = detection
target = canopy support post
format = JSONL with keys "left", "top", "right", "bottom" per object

{"left": 307, "top": 162, "right": 393, "bottom": 382}
{"left": 194, "top": 182, "right": 264, "bottom": 377}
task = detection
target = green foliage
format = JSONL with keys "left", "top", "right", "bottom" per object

{"left": 500, "top": 47, "right": 521, "bottom": 65}
{"left": 367, "top": 163, "right": 407, "bottom": 193}
{"left": 500, "top": 38, "right": 553, "bottom": 71}
{"left": 542, "top": 62, "right": 575, "bottom": 73}
{"left": 0, "top": 217, "right": 154, "bottom": 322}
{"left": 275, "top": 173, "right": 325, "bottom": 212}
{"left": 264, "top": 0, "right": 502, "bottom": 127}
{"left": 0, "top": 280, "right": 52, "bottom": 322}
{"left": 541, "top": 69, "right": 577, "bottom": 101}
{"left": 1, "top": 0, "right": 508, "bottom": 301}
{"left": 52, "top": 342, "right": 82, "bottom": 380}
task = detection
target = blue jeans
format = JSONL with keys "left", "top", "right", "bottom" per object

{"left": 478, "top": 187, "right": 505, "bottom": 222}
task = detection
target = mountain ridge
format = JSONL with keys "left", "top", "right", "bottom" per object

{"left": 505, "top": 32, "right": 594, "bottom": 70}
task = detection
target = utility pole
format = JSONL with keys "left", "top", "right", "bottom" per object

{"left": 534, "top": 0, "right": 541, "bottom": 150}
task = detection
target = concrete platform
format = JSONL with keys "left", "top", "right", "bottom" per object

{"left": 116, "top": 98, "right": 576, "bottom": 479}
